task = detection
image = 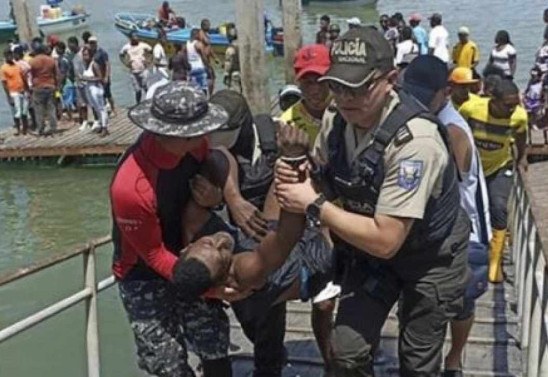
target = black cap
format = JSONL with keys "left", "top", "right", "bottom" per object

{"left": 402, "top": 55, "right": 448, "bottom": 106}
{"left": 128, "top": 82, "right": 228, "bottom": 138}
{"left": 429, "top": 12, "right": 442, "bottom": 22}
{"left": 319, "top": 27, "right": 394, "bottom": 88}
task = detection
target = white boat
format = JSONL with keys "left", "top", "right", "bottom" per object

{"left": 0, "top": 3, "right": 90, "bottom": 42}
{"left": 304, "top": 0, "right": 377, "bottom": 5}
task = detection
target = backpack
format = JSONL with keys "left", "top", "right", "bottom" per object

{"left": 236, "top": 114, "right": 278, "bottom": 210}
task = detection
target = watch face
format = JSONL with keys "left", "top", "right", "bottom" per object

{"left": 307, "top": 196, "right": 325, "bottom": 221}
{"left": 307, "top": 203, "right": 320, "bottom": 219}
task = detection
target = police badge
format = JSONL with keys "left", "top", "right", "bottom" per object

{"left": 397, "top": 160, "right": 423, "bottom": 190}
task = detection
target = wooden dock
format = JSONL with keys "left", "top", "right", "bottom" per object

{"left": 0, "top": 110, "right": 547, "bottom": 166}
{"left": 0, "top": 112, "right": 140, "bottom": 165}
{"left": 0, "top": 95, "right": 281, "bottom": 166}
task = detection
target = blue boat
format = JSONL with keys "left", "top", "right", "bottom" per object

{"left": 114, "top": 12, "right": 277, "bottom": 56}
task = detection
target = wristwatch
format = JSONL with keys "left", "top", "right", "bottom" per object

{"left": 306, "top": 194, "right": 327, "bottom": 226}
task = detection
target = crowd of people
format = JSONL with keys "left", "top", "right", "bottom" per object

{"left": 314, "top": 10, "right": 548, "bottom": 129}
{"left": 1, "top": 32, "right": 112, "bottom": 137}
{"left": 1, "top": 3, "right": 241, "bottom": 138}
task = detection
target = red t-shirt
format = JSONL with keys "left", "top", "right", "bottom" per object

{"left": 29, "top": 54, "right": 57, "bottom": 89}
{"left": 110, "top": 133, "right": 209, "bottom": 281}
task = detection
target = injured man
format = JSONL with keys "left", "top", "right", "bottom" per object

{"left": 177, "top": 128, "right": 334, "bottom": 317}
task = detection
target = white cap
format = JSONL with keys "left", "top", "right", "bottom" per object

{"left": 88, "top": 35, "right": 98, "bottom": 42}
{"left": 279, "top": 84, "right": 302, "bottom": 99}
{"left": 458, "top": 26, "right": 470, "bottom": 35}
{"left": 346, "top": 17, "right": 362, "bottom": 26}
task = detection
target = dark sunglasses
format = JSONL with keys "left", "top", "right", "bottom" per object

{"left": 328, "top": 73, "right": 386, "bottom": 98}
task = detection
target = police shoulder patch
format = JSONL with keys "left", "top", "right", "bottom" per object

{"left": 394, "top": 125, "right": 413, "bottom": 146}
{"left": 397, "top": 160, "right": 423, "bottom": 190}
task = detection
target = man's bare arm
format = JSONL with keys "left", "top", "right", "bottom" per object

{"left": 514, "top": 131, "right": 527, "bottom": 170}
{"left": 216, "top": 147, "right": 268, "bottom": 239}
{"left": 447, "top": 124, "right": 473, "bottom": 174}
{"left": 231, "top": 209, "right": 305, "bottom": 290}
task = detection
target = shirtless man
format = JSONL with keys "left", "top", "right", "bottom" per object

{"left": 198, "top": 19, "right": 220, "bottom": 95}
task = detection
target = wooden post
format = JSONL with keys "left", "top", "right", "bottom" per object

{"left": 235, "top": 0, "right": 270, "bottom": 114}
{"left": 282, "top": 0, "right": 302, "bottom": 84}
{"left": 11, "top": 0, "right": 39, "bottom": 43}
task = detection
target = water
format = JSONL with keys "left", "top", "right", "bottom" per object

{"left": 0, "top": 0, "right": 546, "bottom": 376}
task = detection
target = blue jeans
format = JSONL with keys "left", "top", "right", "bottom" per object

{"left": 190, "top": 68, "right": 208, "bottom": 95}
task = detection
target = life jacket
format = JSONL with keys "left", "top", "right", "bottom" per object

{"left": 236, "top": 114, "right": 278, "bottom": 210}
{"left": 323, "top": 91, "right": 460, "bottom": 281}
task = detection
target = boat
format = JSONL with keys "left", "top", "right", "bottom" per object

{"left": 0, "top": 2, "right": 89, "bottom": 43}
{"left": 303, "top": 0, "right": 377, "bottom": 4}
{"left": 114, "top": 12, "right": 277, "bottom": 56}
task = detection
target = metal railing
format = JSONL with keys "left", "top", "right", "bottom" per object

{"left": 0, "top": 236, "right": 115, "bottom": 377}
{"left": 509, "top": 169, "right": 548, "bottom": 377}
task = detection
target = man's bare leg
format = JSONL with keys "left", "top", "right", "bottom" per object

{"left": 445, "top": 316, "right": 474, "bottom": 370}
{"left": 312, "top": 299, "right": 336, "bottom": 375}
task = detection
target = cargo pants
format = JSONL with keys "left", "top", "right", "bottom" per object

{"left": 330, "top": 209, "right": 470, "bottom": 377}
{"left": 118, "top": 279, "right": 230, "bottom": 377}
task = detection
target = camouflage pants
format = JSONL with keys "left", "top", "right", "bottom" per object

{"left": 118, "top": 279, "right": 230, "bottom": 377}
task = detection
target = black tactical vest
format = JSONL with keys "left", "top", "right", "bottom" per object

{"left": 323, "top": 92, "right": 460, "bottom": 259}
{"left": 235, "top": 114, "right": 278, "bottom": 210}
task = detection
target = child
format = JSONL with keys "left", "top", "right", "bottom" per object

{"left": 524, "top": 67, "right": 545, "bottom": 129}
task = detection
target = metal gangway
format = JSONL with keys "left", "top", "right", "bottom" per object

{"left": 0, "top": 169, "right": 547, "bottom": 376}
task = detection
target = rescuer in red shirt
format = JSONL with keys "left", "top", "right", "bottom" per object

{"left": 110, "top": 82, "right": 307, "bottom": 377}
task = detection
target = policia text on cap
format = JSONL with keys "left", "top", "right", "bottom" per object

{"left": 275, "top": 27, "right": 469, "bottom": 377}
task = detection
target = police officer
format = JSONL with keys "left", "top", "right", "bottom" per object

{"left": 275, "top": 27, "right": 469, "bottom": 376}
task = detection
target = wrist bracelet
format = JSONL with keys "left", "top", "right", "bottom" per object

{"left": 280, "top": 154, "right": 308, "bottom": 162}
{"left": 280, "top": 155, "right": 308, "bottom": 169}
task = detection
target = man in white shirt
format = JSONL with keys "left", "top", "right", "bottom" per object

{"left": 119, "top": 31, "right": 153, "bottom": 104}
{"left": 153, "top": 28, "right": 169, "bottom": 78}
{"left": 428, "top": 13, "right": 450, "bottom": 63}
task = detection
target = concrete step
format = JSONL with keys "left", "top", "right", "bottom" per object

{"left": 229, "top": 325, "right": 521, "bottom": 377}
{"left": 283, "top": 308, "right": 519, "bottom": 345}
{"left": 285, "top": 299, "right": 519, "bottom": 322}
{"left": 285, "top": 299, "right": 520, "bottom": 340}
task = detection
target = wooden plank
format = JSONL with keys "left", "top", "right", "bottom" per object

{"left": 0, "top": 145, "right": 127, "bottom": 159}
{"left": 0, "top": 109, "right": 142, "bottom": 160}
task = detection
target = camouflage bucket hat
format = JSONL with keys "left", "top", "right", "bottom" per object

{"left": 128, "top": 82, "right": 228, "bottom": 138}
